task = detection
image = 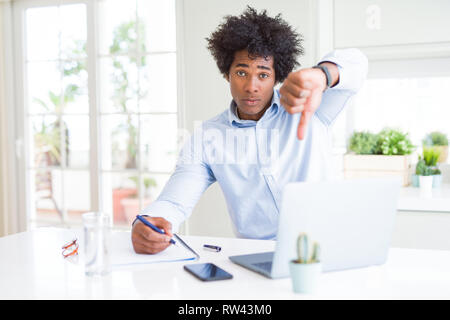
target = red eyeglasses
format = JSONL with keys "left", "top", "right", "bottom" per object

{"left": 62, "top": 238, "right": 79, "bottom": 258}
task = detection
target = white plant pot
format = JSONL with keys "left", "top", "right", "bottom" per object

{"left": 289, "top": 261, "right": 322, "bottom": 294}
{"left": 432, "top": 174, "right": 443, "bottom": 188}
{"left": 419, "top": 176, "right": 433, "bottom": 192}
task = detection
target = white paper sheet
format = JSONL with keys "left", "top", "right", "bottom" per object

{"left": 110, "top": 231, "right": 197, "bottom": 267}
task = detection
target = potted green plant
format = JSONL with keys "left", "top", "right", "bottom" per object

{"left": 108, "top": 19, "right": 153, "bottom": 224}
{"left": 289, "top": 233, "right": 321, "bottom": 294}
{"left": 412, "top": 147, "right": 442, "bottom": 188}
{"left": 109, "top": 19, "right": 147, "bottom": 169}
{"left": 431, "top": 167, "right": 442, "bottom": 188}
{"left": 344, "top": 128, "right": 415, "bottom": 186}
{"left": 423, "top": 147, "right": 442, "bottom": 188}
{"left": 423, "top": 131, "right": 448, "bottom": 163}
{"left": 348, "top": 131, "right": 378, "bottom": 155}
{"left": 415, "top": 157, "right": 434, "bottom": 192}
{"left": 32, "top": 40, "right": 86, "bottom": 220}
{"left": 121, "top": 176, "right": 157, "bottom": 224}
{"left": 112, "top": 187, "right": 137, "bottom": 223}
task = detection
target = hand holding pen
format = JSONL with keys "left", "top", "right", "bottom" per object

{"left": 131, "top": 215, "right": 175, "bottom": 254}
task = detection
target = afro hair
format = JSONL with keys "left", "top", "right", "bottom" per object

{"left": 206, "top": 6, "right": 304, "bottom": 83}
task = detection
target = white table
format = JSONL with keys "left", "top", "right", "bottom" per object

{"left": 1, "top": 227, "right": 450, "bottom": 299}
{"left": 398, "top": 183, "right": 450, "bottom": 212}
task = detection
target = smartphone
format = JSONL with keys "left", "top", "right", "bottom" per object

{"left": 184, "top": 263, "right": 233, "bottom": 281}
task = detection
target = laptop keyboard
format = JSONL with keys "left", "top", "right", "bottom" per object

{"left": 252, "top": 261, "right": 272, "bottom": 272}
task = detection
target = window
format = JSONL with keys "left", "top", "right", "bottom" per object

{"left": 352, "top": 77, "right": 450, "bottom": 163}
{"left": 328, "top": 64, "right": 450, "bottom": 180}
{"left": 18, "top": 0, "right": 179, "bottom": 229}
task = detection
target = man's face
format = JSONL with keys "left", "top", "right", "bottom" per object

{"left": 227, "top": 49, "right": 276, "bottom": 121}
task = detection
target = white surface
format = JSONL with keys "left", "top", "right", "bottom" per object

{"left": 1, "top": 227, "right": 450, "bottom": 299}
{"left": 398, "top": 184, "right": 450, "bottom": 212}
{"left": 392, "top": 211, "right": 450, "bottom": 251}
{"left": 111, "top": 232, "right": 197, "bottom": 267}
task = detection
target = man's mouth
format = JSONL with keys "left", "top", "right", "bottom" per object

{"left": 242, "top": 98, "right": 261, "bottom": 106}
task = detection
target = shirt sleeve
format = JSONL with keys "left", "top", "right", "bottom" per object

{"left": 315, "top": 48, "right": 368, "bottom": 126}
{"left": 140, "top": 128, "right": 216, "bottom": 232}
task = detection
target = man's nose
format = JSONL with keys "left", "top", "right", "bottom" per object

{"left": 244, "top": 76, "right": 259, "bottom": 93}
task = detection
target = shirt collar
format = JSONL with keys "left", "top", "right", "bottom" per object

{"left": 228, "top": 88, "right": 280, "bottom": 127}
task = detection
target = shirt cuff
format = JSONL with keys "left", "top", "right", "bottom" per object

{"left": 140, "top": 200, "right": 186, "bottom": 233}
{"left": 318, "top": 48, "right": 368, "bottom": 93}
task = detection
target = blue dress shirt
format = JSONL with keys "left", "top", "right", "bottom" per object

{"left": 142, "top": 48, "right": 368, "bottom": 239}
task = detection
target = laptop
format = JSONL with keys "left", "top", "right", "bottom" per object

{"left": 229, "top": 177, "right": 401, "bottom": 278}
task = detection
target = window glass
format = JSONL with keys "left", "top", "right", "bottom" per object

{"left": 24, "top": 1, "right": 178, "bottom": 229}
{"left": 353, "top": 77, "right": 450, "bottom": 162}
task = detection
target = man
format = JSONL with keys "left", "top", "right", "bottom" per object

{"left": 132, "top": 7, "right": 368, "bottom": 254}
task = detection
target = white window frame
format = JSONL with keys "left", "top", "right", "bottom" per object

{"left": 1, "top": 0, "right": 21, "bottom": 235}
{"left": 10, "top": 0, "right": 186, "bottom": 231}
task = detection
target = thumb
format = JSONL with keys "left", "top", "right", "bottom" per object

{"left": 297, "top": 110, "right": 312, "bottom": 140}
{"left": 297, "top": 88, "right": 323, "bottom": 139}
{"left": 154, "top": 217, "right": 173, "bottom": 237}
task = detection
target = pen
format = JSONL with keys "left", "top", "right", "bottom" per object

{"left": 135, "top": 215, "right": 176, "bottom": 245}
{"left": 203, "top": 244, "right": 221, "bottom": 252}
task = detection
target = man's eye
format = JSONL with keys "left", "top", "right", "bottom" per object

{"left": 237, "top": 70, "right": 246, "bottom": 77}
{"left": 259, "top": 73, "right": 269, "bottom": 79}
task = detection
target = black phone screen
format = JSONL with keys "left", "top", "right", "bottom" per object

{"left": 184, "top": 263, "right": 233, "bottom": 281}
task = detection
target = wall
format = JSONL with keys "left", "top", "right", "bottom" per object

{"left": 333, "top": 0, "right": 450, "bottom": 251}
{"left": 332, "top": 0, "right": 450, "bottom": 68}
{"left": 179, "top": 0, "right": 316, "bottom": 237}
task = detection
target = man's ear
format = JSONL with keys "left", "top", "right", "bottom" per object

{"left": 224, "top": 73, "right": 230, "bottom": 82}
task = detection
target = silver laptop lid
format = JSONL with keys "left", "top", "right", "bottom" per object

{"left": 271, "top": 177, "right": 401, "bottom": 278}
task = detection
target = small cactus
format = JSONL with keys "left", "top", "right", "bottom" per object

{"left": 295, "top": 233, "right": 320, "bottom": 264}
